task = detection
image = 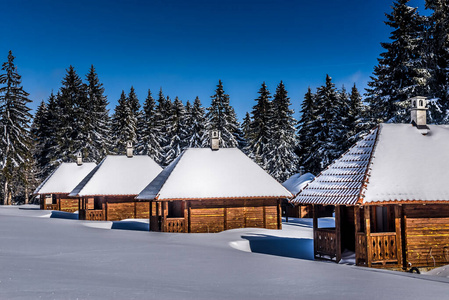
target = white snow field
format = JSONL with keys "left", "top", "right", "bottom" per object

{"left": 0, "top": 205, "right": 448, "bottom": 300}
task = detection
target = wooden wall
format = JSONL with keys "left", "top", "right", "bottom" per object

{"left": 58, "top": 197, "right": 79, "bottom": 213}
{"left": 186, "top": 198, "right": 281, "bottom": 233}
{"left": 105, "top": 197, "right": 150, "bottom": 221}
{"left": 403, "top": 204, "right": 449, "bottom": 268}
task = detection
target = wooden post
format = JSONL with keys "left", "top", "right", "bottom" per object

{"left": 262, "top": 205, "right": 266, "bottom": 229}
{"left": 394, "top": 205, "right": 404, "bottom": 269}
{"left": 335, "top": 205, "right": 342, "bottom": 262}
{"left": 224, "top": 206, "right": 227, "bottom": 231}
{"left": 365, "top": 206, "right": 372, "bottom": 267}
{"left": 354, "top": 206, "right": 360, "bottom": 265}
{"left": 188, "top": 203, "right": 191, "bottom": 233}
{"left": 277, "top": 199, "right": 282, "bottom": 229}
{"left": 313, "top": 205, "right": 318, "bottom": 258}
{"left": 184, "top": 200, "right": 188, "bottom": 233}
{"left": 161, "top": 202, "right": 166, "bottom": 232}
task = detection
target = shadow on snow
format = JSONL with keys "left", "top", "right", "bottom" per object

{"left": 241, "top": 234, "right": 314, "bottom": 260}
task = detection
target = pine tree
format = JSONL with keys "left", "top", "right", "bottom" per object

{"left": 204, "top": 80, "right": 244, "bottom": 148}
{"left": 164, "top": 97, "right": 188, "bottom": 165}
{"left": 30, "top": 100, "right": 51, "bottom": 180}
{"left": 241, "top": 112, "right": 252, "bottom": 150}
{"left": 0, "top": 51, "right": 33, "bottom": 205}
{"left": 154, "top": 88, "right": 171, "bottom": 153}
{"left": 45, "top": 92, "right": 62, "bottom": 172}
{"left": 425, "top": 0, "right": 449, "bottom": 123}
{"left": 265, "top": 81, "right": 298, "bottom": 182}
{"left": 137, "top": 89, "right": 163, "bottom": 162}
{"left": 365, "top": 0, "right": 429, "bottom": 124}
{"left": 83, "top": 65, "right": 111, "bottom": 162}
{"left": 297, "top": 87, "right": 319, "bottom": 173}
{"left": 246, "top": 82, "right": 273, "bottom": 167}
{"left": 111, "top": 90, "right": 137, "bottom": 154}
{"left": 186, "top": 97, "right": 206, "bottom": 148}
{"left": 53, "top": 66, "right": 86, "bottom": 162}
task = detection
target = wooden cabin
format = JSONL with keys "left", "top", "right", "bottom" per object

{"left": 69, "top": 145, "right": 162, "bottom": 221}
{"left": 34, "top": 159, "right": 96, "bottom": 212}
{"left": 136, "top": 132, "right": 293, "bottom": 233}
{"left": 282, "top": 172, "right": 315, "bottom": 218}
{"left": 292, "top": 97, "right": 449, "bottom": 271}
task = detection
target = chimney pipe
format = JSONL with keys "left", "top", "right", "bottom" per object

{"left": 126, "top": 141, "right": 134, "bottom": 158}
{"left": 210, "top": 130, "right": 220, "bottom": 150}
{"left": 410, "top": 96, "right": 429, "bottom": 135}
{"left": 76, "top": 151, "right": 83, "bottom": 166}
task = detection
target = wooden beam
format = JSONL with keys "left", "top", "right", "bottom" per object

{"left": 313, "top": 205, "right": 318, "bottom": 258}
{"left": 394, "top": 205, "right": 404, "bottom": 269}
{"left": 354, "top": 206, "right": 360, "bottom": 265}
{"left": 161, "top": 202, "right": 166, "bottom": 232}
{"left": 365, "top": 206, "right": 372, "bottom": 267}
{"left": 335, "top": 205, "right": 342, "bottom": 263}
{"left": 184, "top": 200, "right": 188, "bottom": 233}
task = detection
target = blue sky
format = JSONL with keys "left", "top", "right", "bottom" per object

{"left": 1, "top": 0, "right": 427, "bottom": 120}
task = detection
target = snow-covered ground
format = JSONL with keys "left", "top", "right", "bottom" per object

{"left": 0, "top": 205, "right": 448, "bottom": 299}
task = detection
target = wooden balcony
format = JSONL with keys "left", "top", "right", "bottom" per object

{"left": 80, "top": 209, "right": 105, "bottom": 221}
{"left": 164, "top": 218, "right": 185, "bottom": 233}
{"left": 314, "top": 228, "right": 337, "bottom": 259}
{"left": 370, "top": 232, "right": 398, "bottom": 265}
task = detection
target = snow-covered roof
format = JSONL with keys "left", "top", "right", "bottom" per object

{"left": 137, "top": 148, "right": 293, "bottom": 200}
{"left": 34, "top": 163, "right": 97, "bottom": 195}
{"left": 69, "top": 155, "right": 162, "bottom": 197}
{"left": 282, "top": 173, "right": 315, "bottom": 195}
{"left": 293, "top": 123, "right": 449, "bottom": 205}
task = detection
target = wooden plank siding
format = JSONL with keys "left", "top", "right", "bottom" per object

{"left": 40, "top": 194, "right": 80, "bottom": 213}
{"left": 402, "top": 204, "right": 449, "bottom": 268}
{"left": 152, "top": 198, "right": 282, "bottom": 233}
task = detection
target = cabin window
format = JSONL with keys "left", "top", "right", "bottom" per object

{"left": 371, "top": 206, "right": 394, "bottom": 233}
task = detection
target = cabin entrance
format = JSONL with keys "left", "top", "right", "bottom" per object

{"left": 354, "top": 205, "right": 402, "bottom": 268}
{"left": 150, "top": 201, "right": 186, "bottom": 233}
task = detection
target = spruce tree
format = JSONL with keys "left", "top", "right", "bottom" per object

{"left": 246, "top": 82, "right": 273, "bottom": 168}
{"left": 426, "top": 0, "right": 449, "bottom": 123}
{"left": 84, "top": 65, "right": 111, "bottom": 162}
{"left": 297, "top": 87, "right": 318, "bottom": 173}
{"left": 0, "top": 51, "right": 33, "bottom": 205}
{"left": 365, "top": 0, "right": 429, "bottom": 124}
{"left": 137, "top": 89, "right": 163, "bottom": 163}
{"left": 266, "top": 81, "right": 298, "bottom": 182}
{"left": 241, "top": 112, "right": 252, "bottom": 151}
{"left": 204, "top": 80, "right": 244, "bottom": 148}
{"left": 30, "top": 100, "right": 51, "bottom": 180}
{"left": 111, "top": 90, "right": 137, "bottom": 154}
{"left": 53, "top": 66, "right": 86, "bottom": 162}
{"left": 154, "top": 88, "right": 171, "bottom": 153}
{"left": 164, "top": 97, "right": 188, "bottom": 165}
{"left": 186, "top": 97, "right": 206, "bottom": 148}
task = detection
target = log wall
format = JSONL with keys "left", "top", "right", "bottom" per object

{"left": 105, "top": 197, "right": 150, "bottom": 221}
{"left": 58, "top": 197, "right": 79, "bottom": 213}
{"left": 403, "top": 204, "right": 449, "bottom": 268}
{"left": 186, "top": 198, "right": 281, "bottom": 233}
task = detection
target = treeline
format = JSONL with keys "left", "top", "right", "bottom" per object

{"left": 1, "top": 0, "right": 448, "bottom": 204}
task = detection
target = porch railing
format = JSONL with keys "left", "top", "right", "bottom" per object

{"left": 45, "top": 204, "right": 58, "bottom": 211}
{"left": 370, "top": 232, "right": 398, "bottom": 265}
{"left": 80, "top": 209, "right": 104, "bottom": 221}
{"left": 314, "top": 228, "right": 337, "bottom": 259}
{"left": 165, "top": 218, "right": 185, "bottom": 233}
